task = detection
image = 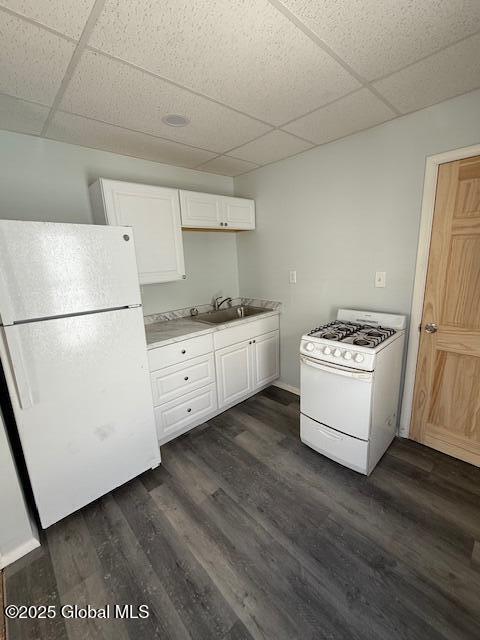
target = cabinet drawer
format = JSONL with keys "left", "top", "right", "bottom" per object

{"left": 148, "top": 333, "right": 213, "bottom": 371}
{"left": 214, "top": 315, "right": 279, "bottom": 350}
{"left": 151, "top": 354, "right": 215, "bottom": 405}
{"left": 154, "top": 384, "right": 217, "bottom": 439}
{"left": 300, "top": 414, "right": 368, "bottom": 474}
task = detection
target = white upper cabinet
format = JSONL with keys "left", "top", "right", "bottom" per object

{"left": 179, "top": 191, "right": 223, "bottom": 229}
{"left": 179, "top": 190, "right": 255, "bottom": 230}
{"left": 223, "top": 196, "right": 255, "bottom": 230}
{"left": 90, "top": 179, "right": 185, "bottom": 285}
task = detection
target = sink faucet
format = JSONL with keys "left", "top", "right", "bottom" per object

{"left": 213, "top": 296, "right": 232, "bottom": 311}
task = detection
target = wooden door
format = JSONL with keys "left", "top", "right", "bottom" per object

{"left": 101, "top": 180, "right": 185, "bottom": 285}
{"left": 215, "top": 339, "right": 253, "bottom": 409}
{"left": 252, "top": 330, "right": 279, "bottom": 389}
{"left": 411, "top": 156, "right": 480, "bottom": 466}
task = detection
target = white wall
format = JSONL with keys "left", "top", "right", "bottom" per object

{"left": 0, "top": 131, "right": 237, "bottom": 314}
{"left": 234, "top": 89, "right": 480, "bottom": 390}
{"left": 142, "top": 231, "right": 239, "bottom": 315}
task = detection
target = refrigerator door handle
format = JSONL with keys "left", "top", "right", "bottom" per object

{"left": 4, "top": 328, "right": 35, "bottom": 410}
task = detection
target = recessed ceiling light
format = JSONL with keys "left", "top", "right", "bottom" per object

{"left": 162, "top": 114, "right": 190, "bottom": 127}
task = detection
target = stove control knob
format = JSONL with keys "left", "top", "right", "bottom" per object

{"left": 343, "top": 351, "right": 352, "bottom": 360}
{"left": 354, "top": 353, "right": 364, "bottom": 363}
{"left": 304, "top": 342, "right": 315, "bottom": 352}
{"left": 323, "top": 346, "right": 332, "bottom": 355}
{"left": 333, "top": 348, "right": 341, "bottom": 357}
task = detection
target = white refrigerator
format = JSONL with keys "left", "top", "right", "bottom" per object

{"left": 0, "top": 220, "right": 160, "bottom": 528}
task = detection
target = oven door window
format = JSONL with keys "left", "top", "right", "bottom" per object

{"left": 300, "top": 358, "right": 373, "bottom": 440}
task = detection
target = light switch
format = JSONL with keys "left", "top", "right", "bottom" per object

{"left": 289, "top": 270, "right": 297, "bottom": 284}
{"left": 375, "top": 271, "right": 386, "bottom": 288}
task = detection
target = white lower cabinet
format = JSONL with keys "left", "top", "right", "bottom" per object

{"left": 215, "top": 339, "right": 254, "bottom": 409}
{"left": 253, "top": 330, "right": 280, "bottom": 388}
{"left": 216, "top": 330, "right": 279, "bottom": 410}
{"left": 149, "top": 316, "right": 279, "bottom": 444}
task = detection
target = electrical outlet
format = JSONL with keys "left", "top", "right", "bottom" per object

{"left": 375, "top": 271, "right": 386, "bottom": 288}
{"left": 289, "top": 270, "right": 297, "bottom": 284}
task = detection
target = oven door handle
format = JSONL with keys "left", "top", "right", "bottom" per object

{"left": 300, "top": 356, "right": 373, "bottom": 380}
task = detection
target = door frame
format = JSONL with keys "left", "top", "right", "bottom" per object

{"left": 399, "top": 142, "right": 480, "bottom": 437}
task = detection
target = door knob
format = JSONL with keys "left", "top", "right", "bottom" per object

{"left": 424, "top": 323, "right": 438, "bottom": 334}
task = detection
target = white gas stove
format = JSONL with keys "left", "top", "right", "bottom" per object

{"left": 300, "top": 309, "right": 406, "bottom": 475}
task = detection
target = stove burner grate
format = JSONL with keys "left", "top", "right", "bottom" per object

{"left": 353, "top": 338, "right": 371, "bottom": 346}
{"left": 308, "top": 320, "right": 363, "bottom": 341}
{"left": 308, "top": 321, "right": 397, "bottom": 348}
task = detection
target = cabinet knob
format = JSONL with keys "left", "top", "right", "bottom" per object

{"left": 225, "top": 222, "right": 228, "bottom": 227}
{"left": 187, "top": 408, "right": 192, "bottom": 413}
{"left": 181, "top": 349, "right": 186, "bottom": 354}
{"left": 253, "top": 339, "right": 256, "bottom": 343}
{"left": 220, "top": 222, "right": 224, "bottom": 226}
{"left": 182, "top": 275, "right": 187, "bottom": 279}
{"left": 184, "top": 376, "right": 189, "bottom": 381}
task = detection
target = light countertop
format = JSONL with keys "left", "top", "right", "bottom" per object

{"left": 145, "top": 309, "right": 280, "bottom": 349}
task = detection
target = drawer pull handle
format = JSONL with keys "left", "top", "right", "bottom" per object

{"left": 184, "top": 376, "right": 189, "bottom": 381}
{"left": 181, "top": 349, "right": 186, "bottom": 354}
{"left": 187, "top": 408, "right": 192, "bottom": 413}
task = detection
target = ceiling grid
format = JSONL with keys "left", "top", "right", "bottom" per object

{"left": 0, "top": 0, "right": 479, "bottom": 175}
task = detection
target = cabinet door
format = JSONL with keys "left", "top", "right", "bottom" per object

{"left": 215, "top": 340, "right": 254, "bottom": 409}
{"left": 101, "top": 179, "right": 185, "bottom": 285}
{"left": 252, "top": 330, "right": 279, "bottom": 389}
{"left": 180, "top": 190, "right": 222, "bottom": 229}
{"left": 223, "top": 196, "right": 255, "bottom": 230}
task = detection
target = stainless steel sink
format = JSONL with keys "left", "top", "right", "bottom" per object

{"left": 192, "top": 305, "right": 271, "bottom": 325}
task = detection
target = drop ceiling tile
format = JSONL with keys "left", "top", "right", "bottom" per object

{"left": 283, "top": 89, "right": 395, "bottom": 145}
{"left": 60, "top": 51, "right": 271, "bottom": 153}
{"left": 0, "top": 0, "right": 95, "bottom": 39}
{"left": 88, "top": 0, "right": 360, "bottom": 125}
{"left": 373, "top": 34, "right": 480, "bottom": 115}
{"left": 0, "top": 12, "right": 75, "bottom": 105}
{"left": 278, "top": 0, "right": 480, "bottom": 80}
{"left": 46, "top": 111, "right": 217, "bottom": 168}
{"left": 0, "top": 93, "right": 49, "bottom": 134}
{"left": 230, "top": 130, "right": 313, "bottom": 165}
{"left": 197, "top": 156, "right": 259, "bottom": 177}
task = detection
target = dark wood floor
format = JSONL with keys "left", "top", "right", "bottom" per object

{"left": 5, "top": 387, "right": 480, "bottom": 640}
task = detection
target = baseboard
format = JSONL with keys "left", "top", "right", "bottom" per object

{"left": 272, "top": 380, "right": 300, "bottom": 396}
{"left": 0, "top": 535, "right": 40, "bottom": 570}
